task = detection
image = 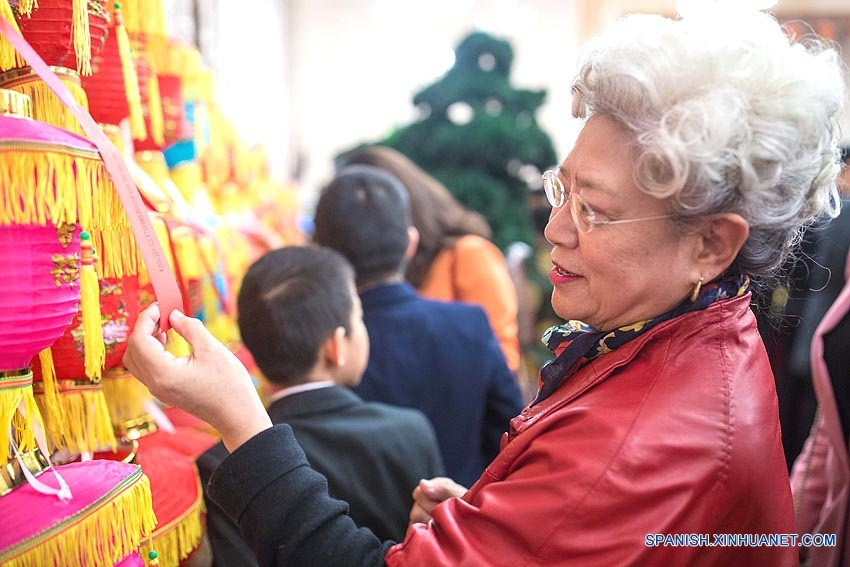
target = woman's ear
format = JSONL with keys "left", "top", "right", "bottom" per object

{"left": 689, "top": 213, "right": 749, "bottom": 282}
{"left": 322, "top": 326, "right": 348, "bottom": 367}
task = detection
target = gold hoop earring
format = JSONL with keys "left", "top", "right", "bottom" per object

{"left": 690, "top": 276, "right": 704, "bottom": 303}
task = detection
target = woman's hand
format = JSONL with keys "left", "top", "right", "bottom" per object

{"left": 409, "top": 477, "right": 467, "bottom": 525}
{"left": 123, "top": 304, "right": 272, "bottom": 452}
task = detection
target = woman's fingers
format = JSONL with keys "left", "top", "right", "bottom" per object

{"left": 409, "top": 477, "right": 468, "bottom": 524}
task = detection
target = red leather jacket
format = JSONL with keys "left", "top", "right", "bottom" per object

{"left": 387, "top": 294, "right": 797, "bottom": 567}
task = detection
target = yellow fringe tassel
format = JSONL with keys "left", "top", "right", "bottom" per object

{"left": 0, "top": 370, "right": 44, "bottom": 466}
{"left": 0, "top": 467, "right": 158, "bottom": 567}
{"left": 113, "top": 6, "right": 145, "bottom": 139}
{"left": 0, "top": 148, "right": 140, "bottom": 276}
{"left": 102, "top": 368, "right": 154, "bottom": 430}
{"left": 121, "top": 0, "right": 166, "bottom": 50}
{"left": 146, "top": 70, "right": 166, "bottom": 147}
{"left": 90, "top": 227, "right": 141, "bottom": 279}
{"left": 0, "top": 0, "right": 26, "bottom": 71}
{"left": 16, "top": 0, "right": 35, "bottom": 16}
{"left": 0, "top": 72, "right": 89, "bottom": 134}
{"left": 36, "top": 386, "right": 117, "bottom": 454}
{"left": 166, "top": 329, "right": 192, "bottom": 358}
{"left": 142, "top": 480, "right": 205, "bottom": 567}
{"left": 72, "top": 0, "right": 91, "bottom": 76}
{"left": 80, "top": 232, "right": 105, "bottom": 380}
{"left": 35, "top": 347, "right": 64, "bottom": 432}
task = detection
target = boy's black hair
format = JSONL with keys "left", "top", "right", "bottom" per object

{"left": 313, "top": 165, "right": 411, "bottom": 286}
{"left": 237, "top": 246, "right": 355, "bottom": 386}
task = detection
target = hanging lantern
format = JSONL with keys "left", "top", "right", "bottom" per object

{"left": 82, "top": 2, "right": 146, "bottom": 138}
{"left": 0, "top": 88, "right": 142, "bottom": 455}
{"left": 0, "top": 0, "right": 110, "bottom": 134}
{"left": 0, "top": 460, "right": 156, "bottom": 567}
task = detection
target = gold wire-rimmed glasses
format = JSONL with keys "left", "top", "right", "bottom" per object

{"left": 542, "top": 169, "right": 673, "bottom": 233}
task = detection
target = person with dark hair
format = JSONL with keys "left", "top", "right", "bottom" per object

{"left": 312, "top": 164, "right": 523, "bottom": 488}
{"left": 196, "top": 246, "right": 443, "bottom": 566}
{"left": 340, "top": 146, "right": 521, "bottom": 372}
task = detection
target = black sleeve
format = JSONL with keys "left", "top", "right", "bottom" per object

{"left": 207, "top": 425, "right": 394, "bottom": 567}
{"left": 197, "top": 443, "right": 259, "bottom": 566}
{"left": 481, "top": 334, "right": 525, "bottom": 462}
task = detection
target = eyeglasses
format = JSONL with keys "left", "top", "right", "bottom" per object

{"left": 542, "top": 169, "right": 673, "bottom": 233}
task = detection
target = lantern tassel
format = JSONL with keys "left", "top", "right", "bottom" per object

{"left": 113, "top": 4, "right": 146, "bottom": 139}
{"left": 147, "top": 71, "right": 165, "bottom": 146}
{"left": 0, "top": 369, "right": 44, "bottom": 465}
{"left": 1, "top": 72, "right": 90, "bottom": 135}
{"left": 80, "top": 232, "right": 105, "bottom": 380}
{"left": 0, "top": 0, "right": 26, "bottom": 70}
{"left": 72, "top": 0, "right": 92, "bottom": 75}
{"left": 36, "top": 348, "right": 65, "bottom": 431}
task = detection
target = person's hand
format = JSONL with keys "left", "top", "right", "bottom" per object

{"left": 409, "top": 477, "right": 467, "bottom": 525}
{"left": 123, "top": 304, "right": 272, "bottom": 452}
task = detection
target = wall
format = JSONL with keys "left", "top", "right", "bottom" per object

{"left": 285, "top": 0, "right": 585, "bottom": 206}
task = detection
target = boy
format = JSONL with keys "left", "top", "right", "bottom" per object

{"left": 197, "top": 246, "right": 443, "bottom": 566}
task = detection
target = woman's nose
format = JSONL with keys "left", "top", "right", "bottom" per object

{"left": 544, "top": 204, "right": 578, "bottom": 247}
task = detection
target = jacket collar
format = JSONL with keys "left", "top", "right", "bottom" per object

{"left": 266, "top": 385, "right": 363, "bottom": 421}
{"left": 513, "top": 294, "right": 755, "bottom": 435}
{"left": 359, "top": 281, "right": 418, "bottom": 310}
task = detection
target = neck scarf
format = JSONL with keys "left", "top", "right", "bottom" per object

{"left": 534, "top": 275, "right": 751, "bottom": 405}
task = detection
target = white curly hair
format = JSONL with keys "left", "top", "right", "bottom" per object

{"left": 571, "top": 8, "right": 846, "bottom": 277}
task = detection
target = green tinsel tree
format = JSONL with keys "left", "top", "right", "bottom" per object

{"left": 380, "top": 31, "right": 558, "bottom": 250}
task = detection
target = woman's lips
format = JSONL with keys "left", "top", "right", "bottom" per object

{"left": 550, "top": 265, "right": 582, "bottom": 285}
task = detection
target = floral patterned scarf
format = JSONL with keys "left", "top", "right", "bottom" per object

{"left": 534, "top": 275, "right": 751, "bottom": 405}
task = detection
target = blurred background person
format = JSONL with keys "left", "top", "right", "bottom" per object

{"left": 340, "top": 146, "right": 521, "bottom": 375}
{"left": 313, "top": 164, "right": 523, "bottom": 488}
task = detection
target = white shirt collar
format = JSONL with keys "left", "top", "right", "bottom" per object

{"left": 265, "top": 380, "right": 335, "bottom": 406}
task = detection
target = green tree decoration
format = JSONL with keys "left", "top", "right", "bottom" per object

{"left": 380, "top": 31, "right": 559, "bottom": 250}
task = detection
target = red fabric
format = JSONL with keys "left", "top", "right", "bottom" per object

{"left": 82, "top": 18, "right": 130, "bottom": 125}
{"left": 163, "top": 406, "right": 214, "bottom": 432}
{"left": 32, "top": 275, "right": 139, "bottom": 381}
{"left": 136, "top": 445, "right": 202, "bottom": 534}
{"left": 133, "top": 55, "right": 161, "bottom": 151}
{"left": 15, "top": 0, "right": 108, "bottom": 70}
{"left": 155, "top": 74, "right": 187, "bottom": 146}
{"left": 387, "top": 295, "right": 797, "bottom": 567}
{"left": 139, "top": 425, "right": 217, "bottom": 460}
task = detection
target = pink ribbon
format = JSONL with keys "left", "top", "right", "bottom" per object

{"left": 0, "top": 19, "right": 181, "bottom": 331}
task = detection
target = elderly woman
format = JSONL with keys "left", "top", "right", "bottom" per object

{"left": 124, "top": 8, "right": 845, "bottom": 567}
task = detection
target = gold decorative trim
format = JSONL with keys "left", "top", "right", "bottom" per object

{"left": 0, "top": 88, "right": 32, "bottom": 119}
{"left": 0, "top": 66, "right": 81, "bottom": 89}
{"left": 0, "top": 448, "right": 49, "bottom": 497}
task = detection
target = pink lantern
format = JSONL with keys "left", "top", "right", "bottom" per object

{"left": 0, "top": 460, "right": 156, "bottom": 566}
{"left": 0, "top": 224, "right": 80, "bottom": 372}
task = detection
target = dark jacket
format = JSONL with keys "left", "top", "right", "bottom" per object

{"left": 197, "top": 385, "right": 443, "bottom": 566}
{"left": 207, "top": 294, "right": 796, "bottom": 567}
{"left": 354, "top": 282, "right": 523, "bottom": 487}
